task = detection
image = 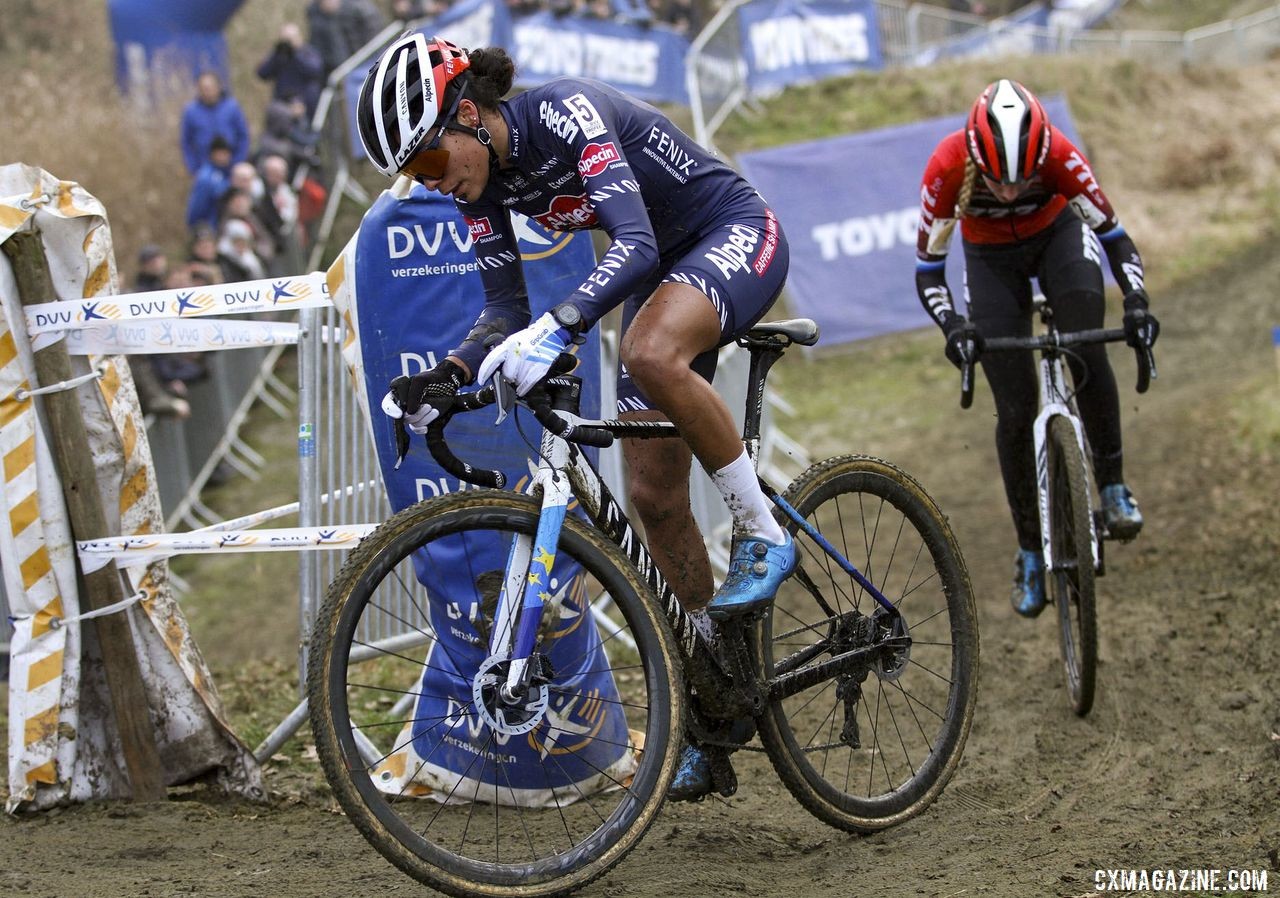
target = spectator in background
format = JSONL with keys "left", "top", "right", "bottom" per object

{"left": 151, "top": 265, "right": 210, "bottom": 402}
{"left": 308, "top": 0, "right": 388, "bottom": 77}
{"left": 186, "top": 136, "right": 234, "bottom": 231}
{"left": 126, "top": 247, "right": 191, "bottom": 419}
{"left": 187, "top": 223, "right": 228, "bottom": 284}
{"left": 217, "top": 218, "right": 267, "bottom": 282}
{"left": 180, "top": 71, "right": 251, "bottom": 176}
{"left": 651, "top": 0, "right": 696, "bottom": 34}
{"left": 256, "top": 154, "right": 302, "bottom": 274}
{"left": 229, "top": 161, "right": 265, "bottom": 204}
{"left": 346, "top": 0, "right": 389, "bottom": 48}
{"left": 256, "top": 22, "right": 325, "bottom": 118}
{"left": 308, "top": 0, "right": 352, "bottom": 76}
{"left": 134, "top": 244, "right": 168, "bottom": 293}
{"left": 391, "top": 0, "right": 447, "bottom": 22}
{"left": 505, "top": 0, "right": 542, "bottom": 16}
{"left": 258, "top": 97, "right": 321, "bottom": 176}
{"left": 220, "top": 188, "right": 275, "bottom": 270}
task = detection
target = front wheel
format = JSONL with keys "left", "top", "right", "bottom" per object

{"left": 1046, "top": 416, "right": 1098, "bottom": 716}
{"left": 307, "top": 491, "right": 684, "bottom": 898}
{"left": 754, "top": 455, "right": 979, "bottom": 832}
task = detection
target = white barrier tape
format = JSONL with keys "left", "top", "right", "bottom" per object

{"left": 48, "top": 590, "right": 147, "bottom": 630}
{"left": 10, "top": 364, "right": 105, "bottom": 401}
{"left": 24, "top": 273, "right": 331, "bottom": 348}
{"left": 75, "top": 524, "right": 379, "bottom": 573}
{"left": 1, "top": 190, "right": 53, "bottom": 210}
{"left": 63, "top": 319, "right": 302, "bottom": 355}
{"left": 193, "top": 480, "right": 381, "bottom": 532}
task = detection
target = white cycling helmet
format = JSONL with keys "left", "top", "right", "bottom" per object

{"left": 356, "top": 33, "right": 470, "bottom": 177}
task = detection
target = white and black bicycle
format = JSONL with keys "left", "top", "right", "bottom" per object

{"left": 958, "top": 301, "right": 1155, "bottom": 716}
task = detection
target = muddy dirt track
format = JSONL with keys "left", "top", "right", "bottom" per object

{"left": 4, "top": 238, "right": 1279, "bottom": 898}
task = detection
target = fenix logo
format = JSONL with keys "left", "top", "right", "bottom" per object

{"left": 540, "top": 100, "right": 579, "bottom": 142}
{"left": 577, "top": 142, "right": 620, "bottom": 178}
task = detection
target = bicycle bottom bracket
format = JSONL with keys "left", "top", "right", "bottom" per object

{"left": 471, "top": 653, "right": 550, "bottom": 736}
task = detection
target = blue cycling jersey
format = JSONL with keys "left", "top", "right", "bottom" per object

{"left": 449, "top": 78, "right": 768, "bottom": 376}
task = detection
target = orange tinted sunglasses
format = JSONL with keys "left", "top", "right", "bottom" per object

{"left": 402, "top": 144, "right": 451, "bottom": 182}
{"left": 401, "top": 83, "right": 470, "bottom": 183}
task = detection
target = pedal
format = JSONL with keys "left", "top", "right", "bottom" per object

{"left": 707, "top": 746, "right": 738, "bottom": 798}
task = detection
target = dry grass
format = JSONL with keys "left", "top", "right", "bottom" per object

{"left": 0, "top": 0, "right": 310, "bottom": 285}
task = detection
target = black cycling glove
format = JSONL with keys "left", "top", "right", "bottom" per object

{"left": 1122, "top": 290, "right": 1160, "bottom": 349}
{"left": 383, "top": 359, "right": 467, "bottom": 435}
{"left": 942, "top": 313, "right": 983, "bottom": 369}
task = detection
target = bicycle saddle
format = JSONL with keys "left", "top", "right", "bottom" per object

{"left": 744, "top": 318, "right": 820, "bottom": 346}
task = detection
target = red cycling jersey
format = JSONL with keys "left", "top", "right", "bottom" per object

{"left": 916, "top": 125, "right": 1121, "bottom": 262}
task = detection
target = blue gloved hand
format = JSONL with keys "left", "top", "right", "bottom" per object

{"left": 476, "top": 311, "right": 570, "bottom": 396}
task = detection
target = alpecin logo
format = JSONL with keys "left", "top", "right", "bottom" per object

{"left": 464, "top": 215, "right": 494, "bottom": 239}
{"left": 577, "top": 142, "right": 620, "bottom": 178}
{"left": 533, "top": 194, "right": 598, "bottom": 231}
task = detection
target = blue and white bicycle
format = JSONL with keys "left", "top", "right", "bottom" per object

{"left": 309, "top": 319, "right": 979, "bottom": 898}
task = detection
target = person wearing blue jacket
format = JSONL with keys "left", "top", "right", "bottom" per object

{"left": 180, "top": 71, "right": 251, "bottom": 176}
{"left": 185, "top": 137, "right": 233, "bottom": 231}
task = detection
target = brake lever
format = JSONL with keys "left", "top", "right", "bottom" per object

{"left": 492, "top": 373, "right": 517, "bottom": 425}
{"left": 392, "top": 415, "right": 410, "bottom": 470}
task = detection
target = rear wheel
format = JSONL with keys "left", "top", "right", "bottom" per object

{"left": 308, "top": 491, "right": 683, "bottom": 898}
{"left": 755, "top": 456, "right": 979, "bottom": 832}
{"left": 1046, "top": 416, "right": 1098, "bottom": 716}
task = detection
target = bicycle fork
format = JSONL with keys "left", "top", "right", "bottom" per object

{"left": 1033, "top": 354, "right": 1101, "bottom": 573}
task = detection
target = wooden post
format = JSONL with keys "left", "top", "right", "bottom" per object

{"left": 4, "top": 230, "right": 166, "bottom": 801}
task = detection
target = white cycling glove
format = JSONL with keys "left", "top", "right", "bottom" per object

{"left": 476, "top": 311, "right": 570, "bottom": 396}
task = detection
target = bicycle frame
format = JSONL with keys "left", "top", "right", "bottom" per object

{"left": 482, "top": 340, "right": 903, "bottom": 714}
{"left": 1031, "top": 350, "right": 1101, "bottom": 574}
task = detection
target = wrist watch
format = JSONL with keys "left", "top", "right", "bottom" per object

{"left": 551, "top": 302, "right": 583, "bottom": 335}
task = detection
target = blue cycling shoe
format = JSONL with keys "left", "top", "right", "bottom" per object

{"left": 667, "top": 743, "right": 714, "bottom": 802}
{"left": 707, "top": 533, "right": 797, "bottom": 621}
{"left": 1011, "top": 549, "right": 1046, "bottom": 618}
{"left": 1100, "top": 483, "right": 1143, "bottom": 541}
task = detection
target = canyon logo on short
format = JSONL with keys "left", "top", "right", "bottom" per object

{"left": 534, "top": 194, "right": 598, "bottom": 231}
{"left": 463, "top": 215, "right": 494, "bottom": 239}
{"left": 578, "top": 142, "right": 620, "bottom": 178}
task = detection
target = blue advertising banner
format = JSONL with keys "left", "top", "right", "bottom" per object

{"left": 736, "top": 96, "right": 1080, "bottom": 346}
{"left": 738, "top": 0, "right": 882, "bottom": 95}
{"left": 914, "top": 2, "right": 1050, "bottom": 65}
{"left": 352, "top": 186, "right": 630, "bottom": 798}
{"left": 108, "top": 0, "right": 244, "bottom": 94}
{"left": 512, "top": 11, "right": 691, "bottom": 105}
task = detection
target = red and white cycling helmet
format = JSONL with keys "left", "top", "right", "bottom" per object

{"left": 965, "top": 79, "right": 1051, "bottom": 185}
{"left": 356, "top": 33, "right": 470, "bottom": 177}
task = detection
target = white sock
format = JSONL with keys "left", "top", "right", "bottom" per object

{"left": 710, "top": 448, "right": 786, "bottom": 544}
